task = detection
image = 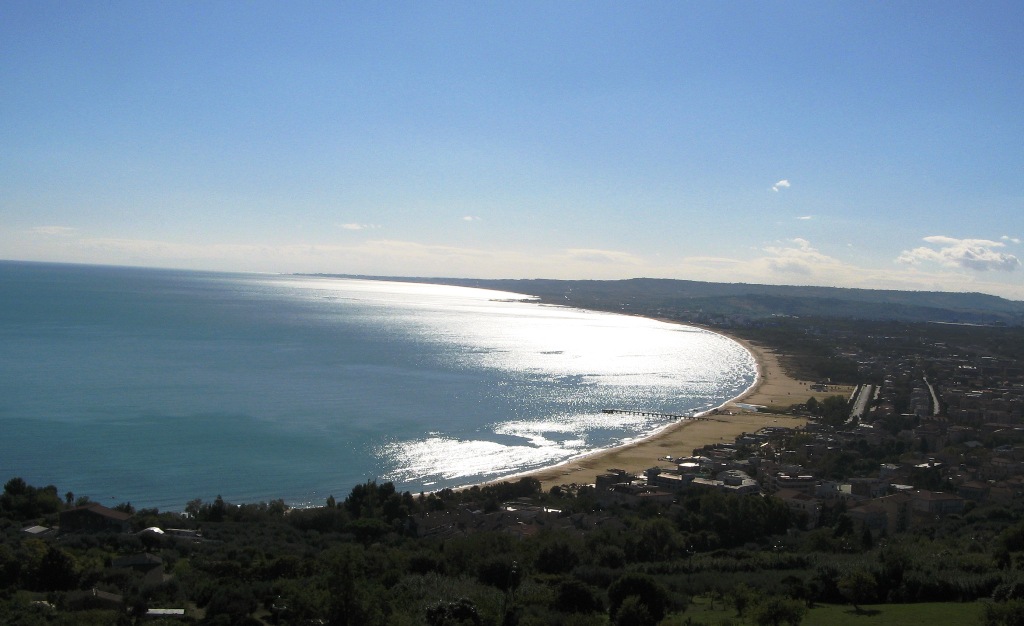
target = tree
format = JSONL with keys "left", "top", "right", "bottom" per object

{"left": 984, "top": 599, "right": 1024, "bottom": 626}
{"left": 477, "top": 557, "right": 520, "bottom": 591}
{"left": 209, "top": 495, "right": 227, "bottom": 522}
{"left": 35, "top": 546, "right": 77, "bottom": 591}
{"left": 615, "top": 595, "right": 655, "bottom": 626}
{"left": 205, "top": 585, "right": 257, "bottom": 623}
{"left": 185, "top": 498, "right": 202, "bottom": 518}
{"left": 860, "top": 523, "right": 874, "bottom": 550}
{"left": 731, "top": 583, "right": 757, "bottom": 617}
{"left": 608, "top": 573, "right": 668, "bottom": 623}
{"left": 556, "top": 579, "right": 602, "bottom": 614}
{"left": 426, "top": 598, "right": 481, "bottom": 626}
{"left": 820, "top": 395, "right": 850, "bottom": 426}
{"left": 3, "top": 477, "right": 28, "bottom": 497}
{"left": 535, "top": 537, "right": 581, "bottom": 574}
{"left": 324, "top": 545, "right": 384, "bottom": 626}
{"left": 838, "top": 568, "right": 877, "bottom": 613}
{"left": 634, "top": 517, "right": 682, "bottom": 561}
{"left": 0, "top": 478, "right": 62, "bottom": 520}
{"left": 751, "top": 596, "right": 807, "bottom": 626}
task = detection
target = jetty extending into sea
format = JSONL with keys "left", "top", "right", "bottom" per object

{"left": 602, "top": 408, "right": 713, "bottom": 421}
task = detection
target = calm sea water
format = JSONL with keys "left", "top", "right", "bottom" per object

{"left": 0, "top": 261, "right": 756, "bottom": 510}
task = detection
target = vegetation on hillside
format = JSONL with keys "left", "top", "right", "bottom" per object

{"left": 3, "top": 474, "right": 1024, "bottom": 624}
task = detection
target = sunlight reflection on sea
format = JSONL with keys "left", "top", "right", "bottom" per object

{"left": 0, "top": 264, "right": 756, "bottom": 508}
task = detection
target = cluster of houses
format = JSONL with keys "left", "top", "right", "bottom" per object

{"left": 589, "top": 345, "right": 1024, "bottom": 537}
{"left": 590, "top": 426, "right": 978, "bottom": 536}
{"left": 21, "top": 502, "right": 200, "bottom": 619}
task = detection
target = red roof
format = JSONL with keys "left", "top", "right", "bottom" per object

{"left": 64, "top": 503, "right": 132, "bottom": 521}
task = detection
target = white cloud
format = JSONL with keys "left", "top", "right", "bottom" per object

{"left": 897, "top": 236, "right": 1021, "bottom": 272}
{"left": 761, "top": 238, "right": 838, "bottom": 276}
{"left": 339, "top": 223, "right": 379, "bottom": 231}
{"left": 462, "top": 216, "right": 481, "bottom": 222}
{"left": 564, "top": 248, "right": 643, "bottom": 265}
{"left": 678, "top": 256, "right": 745, "bottom": 269}
{"left": 29, "top": 226, "right": 77, "bottom": 236}
{"left": 1002, "top": 235, "right": 1021, "bottom": 244}
{"left": 771, "top": 179, "right": 791, "bottom": 192}
{"left": 796, "top": 215, "right": 813, "bottom": 220}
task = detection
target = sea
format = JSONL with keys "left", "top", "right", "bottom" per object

{"left": 0, "top": 261, "right": 756, "bottom": 511}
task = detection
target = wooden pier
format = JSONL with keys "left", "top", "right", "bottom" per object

{"left": 602, "top": 408, "right": 712, "bottom": 421}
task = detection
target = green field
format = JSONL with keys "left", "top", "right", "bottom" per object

{"left": 682, "top": 596, "right": 985, "bottom": 626}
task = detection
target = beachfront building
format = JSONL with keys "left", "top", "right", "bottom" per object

{"left": 598, "top": 483, "right": 674, "bottom": 507}
{"left": 644, "top": 467, "right": 760, "bottom": 496}
{"left": 595, "top": 469, "right": 635, "bottom": 491}
{"left": 690, "top": 470, "right": 761, "bottom": 495}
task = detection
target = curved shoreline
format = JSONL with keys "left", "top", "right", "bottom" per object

{"left": 515, "top": 323, "right": 831, "bottom": 491}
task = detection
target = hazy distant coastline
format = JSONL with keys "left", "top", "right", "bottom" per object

{"left": 305, "top": 274, "right": 1024, "bottom": 326}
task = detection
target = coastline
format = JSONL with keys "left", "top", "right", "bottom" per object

{"left": 518, "top": 324, "right": 844, "bottom": 491}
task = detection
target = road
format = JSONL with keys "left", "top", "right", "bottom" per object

{"left": 849, "top": 384, "right": 874, "bottom": 422}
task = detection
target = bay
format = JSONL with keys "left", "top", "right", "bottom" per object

{"left": 0, "top": 261, "right": 756, "bottom": 510}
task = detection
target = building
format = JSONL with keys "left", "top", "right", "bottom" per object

{"left": 595, "top": 469, "right": 635, "bottom": 491}
{"left": 909, "top": 490, "right": 966, "bottom": 516}
{"left": 849, "top": 477, "right": 888, "bottom": 499}
{"left": 59, "top": 503, "right": 131, "bottom": 534}
{"left": 776, "top": 488, "right": 822, "bottom": 528}
{"left": 645, "top": 468, "right": 693, "bottom": 493}
{"left": 770, "top": 473, "right": 817, "bottom": 495}
{"left": 598, "top": 484, "right": 674, "bottom": 507}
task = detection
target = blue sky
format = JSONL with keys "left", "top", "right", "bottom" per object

{"left": 2, "top": 2, "right": 1022, "bottom": 298}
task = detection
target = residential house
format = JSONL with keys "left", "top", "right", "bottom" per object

{"left": 59, "top": 503, "right": 131, "bottom": 534}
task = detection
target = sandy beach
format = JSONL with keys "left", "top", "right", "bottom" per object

{"left": 524, "top": 327, "right": 849, "bottom": 491}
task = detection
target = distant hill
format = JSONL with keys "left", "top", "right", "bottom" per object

{"left": 308, "top": 275, "right": 1024, "bottom": 326}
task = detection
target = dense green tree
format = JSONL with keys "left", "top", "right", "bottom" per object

{"left": 819, "top": 395, "right": 850, "bottom": 426}
{"left": 555, "top": 579, "right": 603, "bottom": 614}
{"left": 985, "top": 600, "right": 1024, "bottom": 626}
{"left": 633, "top": 517, "right": 681, "bottom": 562}
{"left": 204, "top": 584, "right": 257, "bottom": 624}
{"left": 730, "top": 583, "right": 756, "bottom": 617}
{"left": 209, "top": 495, "right": 227, "bottom": 523}
{"left": 323, "top": 545, "right": 385, "bottom": 626}
{"left": 426, "top": 598, "right": 482, "bottom": 626}
{"left": 838, "top": 568, "right": 877, "bottom": 613}
{"left": 186, "top": 498, "right": 203, "bottom": 518}
{"left": 3, "top": 477, "right": 27, "bottom": 496}
{"left": 0, "top": 477, "right": 62, "bottom": 519}
{"left": 35, "top": 545, "right": 78, "bottom": 591}
{"left": 751, "top": 595, "right": 807, "bottom": 626}
{"left": 614, "top": 595, "right": 655, "bottom": 626}
{"left": 534, "top": 537, "right": 581, "bottom": 574}
{"left": 477, "top": 557, "right": 520, "bottom": 591}
{"left": 608, "top": 573, "right": 668, "bottom": 624}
